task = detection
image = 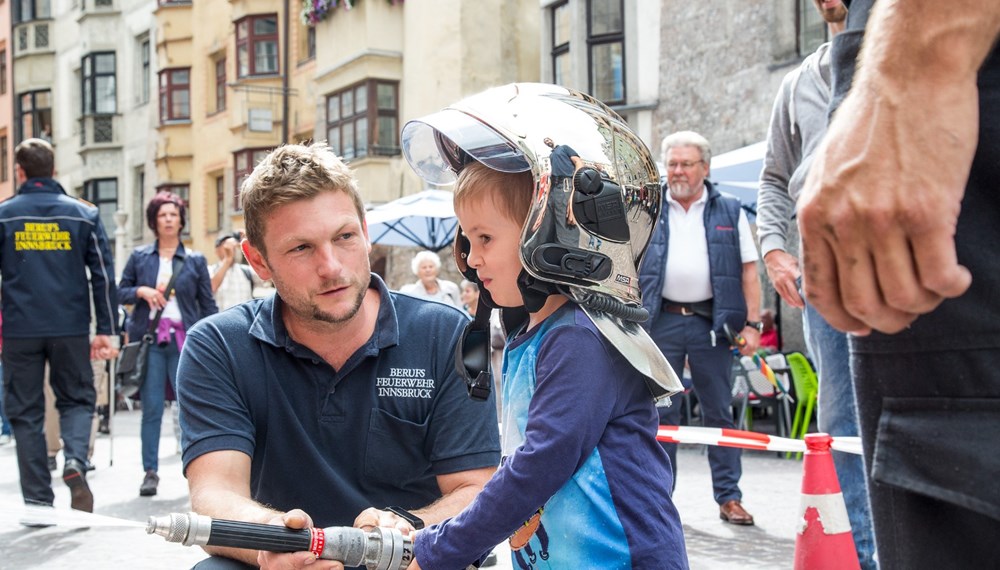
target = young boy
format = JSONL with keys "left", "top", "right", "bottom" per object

{"left": 408, "top": 157, "right": 688, "bottom": 569}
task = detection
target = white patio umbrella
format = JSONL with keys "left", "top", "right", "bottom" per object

{"left": 365, "top": 189, "right": 458, "bottom": 251}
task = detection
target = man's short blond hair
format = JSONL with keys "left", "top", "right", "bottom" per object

{"left": 240, "top": 142, "right": 364, "bottom": 255}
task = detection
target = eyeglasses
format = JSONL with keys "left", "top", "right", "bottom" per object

{"left": 666, "top": 160, "right": 704, "bottom": 171}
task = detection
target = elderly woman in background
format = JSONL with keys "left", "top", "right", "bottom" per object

{"left": 117, "top": 191, "right": 217, "bottom": 498}
{"left": 399, "top": 250, "right": 461, "bottom": 308}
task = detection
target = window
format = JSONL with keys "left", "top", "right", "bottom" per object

{"left": 0, "top": 49, "right": 7, "bottom": 95}
{"left": 326, "top": 80, "right": 399, "bottom": 161}
{"left": 83, "top": 179, "right": 118, "bottom": 246}
{"left": 233, "top": 148, "right": 269, "bottom": 211}
{"left": 18, "top": 90, "right": 52, "bottom": 142}
{"left": 236, "top": 14, "right": 278, "bottom": 78}
{"left": 215, "top": 175, "right": 225, "bottom": 230}
{"left": 0, "top": 136, "right": 8, "bottom": 183}
{"left": 156, "top": 183, "right": 188, "bottom": 203}
{"left": 587, "top": 0, "right": 624, "bottom": 105}
{"left": 34, "top": 23, "right": 49, "bottom": 49}
{"left": 159, "top": 68, "right": 190, "bottom": 122}
{"left": 14, "top": 0, "right": 51, "bottom": 23}
{"left": 797, "top": 0, "right": 828, "bottom": 56}
{"left": 298, "top": 21, "right": 315, "bottom": 63}
{"left": 82, "top": 52, "right": 116, "bottom": 115}
{"left": 138, "top": 35, "right": 150, "bottom": 105}
{"left": 215, "top": 58, "right": 226, "bottom": 112}
{"left": 551, "top": 1, "right": 570, "bottom": 85}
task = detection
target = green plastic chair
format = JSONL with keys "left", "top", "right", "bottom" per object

{"left": 784, "top": 352, "right": 819, "bottom": 459}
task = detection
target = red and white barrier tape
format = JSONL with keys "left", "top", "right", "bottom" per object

{"left": 657, "top": 425, "right": 862, "bottom": 456}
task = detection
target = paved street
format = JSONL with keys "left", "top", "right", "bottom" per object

{"left": 0, "top": 409, "right": 804, "bottom": 569}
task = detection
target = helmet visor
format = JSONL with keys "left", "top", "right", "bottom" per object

{"left": 401, "top": 109, "right": 530, "bottom": 186}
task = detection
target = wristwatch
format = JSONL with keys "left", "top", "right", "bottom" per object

{"left": 745, "top": 320, "right": 764, "bottom": 333}
{"left": 385, "top": 506, "right": 425, "bottom": 530}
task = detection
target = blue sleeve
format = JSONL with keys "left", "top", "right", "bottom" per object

{"left": 178, "top": 318, "right": 256, "bottom": 472}
{"left": 415, "top": 323, "right": 618, "bottom": 569}
{"left": 118, "top": 251, "right": 141, "bottom": 305}
{"left": 193, "top": 255, "right": 219, "bottom": 320}
{"left": 86, "top": 213, "right": 118, "bottom": 335}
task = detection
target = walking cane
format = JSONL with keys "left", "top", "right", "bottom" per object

{"left": 108, "top": 352, "right": 115, "bottom": 467}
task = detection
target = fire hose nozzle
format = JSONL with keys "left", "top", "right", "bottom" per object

{"left": 146, "top": 512, "right": 413, "bottom": 570}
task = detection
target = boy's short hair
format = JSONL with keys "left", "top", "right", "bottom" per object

{"left": 454, "top": 161, "right": 534, "bottom": 225}
{"left": 240, "top": 142, "right": 364, "bottom": 255}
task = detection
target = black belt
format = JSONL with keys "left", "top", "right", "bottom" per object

{"left": 662, "top": 299, "right": 713, "bottom": 319}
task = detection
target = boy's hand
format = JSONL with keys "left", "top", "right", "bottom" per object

{"left": 354, "top": 507, "right": 419, "bottom": 537}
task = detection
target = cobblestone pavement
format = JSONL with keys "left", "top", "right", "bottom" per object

{"left": 0, "top": 409, "right": 805, "bottom": 569}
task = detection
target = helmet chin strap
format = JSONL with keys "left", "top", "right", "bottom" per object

{"left": 517, "top": 270, "right": 558, "bottom": 314}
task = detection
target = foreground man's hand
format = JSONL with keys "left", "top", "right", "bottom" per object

{"left": 257, "top": 510, "right": 344, "bottom": 570}
{"left": 798, "top": 70, "right": 975, "bottom": 334}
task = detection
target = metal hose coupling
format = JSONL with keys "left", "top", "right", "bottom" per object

{"left": 147, "top": 512, "right": 413, "bottom": 570}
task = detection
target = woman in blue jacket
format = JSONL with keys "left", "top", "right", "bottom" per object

{"left": 118, "top": 191, "right": 217, "bottom": 496}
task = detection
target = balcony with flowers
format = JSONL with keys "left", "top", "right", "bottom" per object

{"left": 301, "top": 0, "right": 403, "bottom": 27}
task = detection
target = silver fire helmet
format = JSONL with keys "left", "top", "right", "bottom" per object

{"left": 401, "top": 83, "right": 682, "bottom": 401}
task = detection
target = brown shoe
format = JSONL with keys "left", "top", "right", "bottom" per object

{"left": 719, "top": 499, "right": 754, "bottom": 525}
{"left": 63, "top": 459, "right": 94, "bottom": 513}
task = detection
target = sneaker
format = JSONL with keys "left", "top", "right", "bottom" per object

{"left": 20, "top": 503, "right": 56, "bottom": 528}
{"left": 48, "top": 456, "right": 58, "bottom": 472}
{"left": 0, "top": 433, "right": 11, "bottom": 445}
{"left": 139, "top": 470, "right": 159, "bottom": 497}
{"left": 63, "top": 459, "right": 94, "bottom": 513}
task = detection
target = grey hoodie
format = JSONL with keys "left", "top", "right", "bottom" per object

{"left": 756, "top": 42, "right": 832, "bottom": 257}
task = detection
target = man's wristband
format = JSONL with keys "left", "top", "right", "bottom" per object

{"left": 385, "top": 506, "right": 425, "bottom": 530}
{"left": 745, "top": 320, "right": 763, "bottom": 333}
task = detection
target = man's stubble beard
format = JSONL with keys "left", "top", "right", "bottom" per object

{"left": 310, "top": 278, "right": 369, "bottom": 325}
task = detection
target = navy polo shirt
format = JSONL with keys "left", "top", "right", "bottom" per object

{"left": 177, "top": 274, "right": 500, "bottom": 528}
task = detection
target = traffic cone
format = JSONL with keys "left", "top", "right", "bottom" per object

{"left": 793, "top": 433, "right": 860, "bottom": 570}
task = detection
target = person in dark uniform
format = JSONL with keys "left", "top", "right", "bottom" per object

{"left": 0, "top": 138, "right": 117, "bottom": 514}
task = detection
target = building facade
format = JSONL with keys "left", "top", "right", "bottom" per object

{"left": 0, "top": 0, "right": 11, "bottom": 200}
{"left": 3, "top": 1, "right": 828, "bottom": 335}
{"left": 154, "top": 0, "right": 541, "bottom": 286}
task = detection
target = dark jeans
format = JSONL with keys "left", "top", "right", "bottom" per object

{"left": 0, "top": 363, "right": 12, "bottom": 436}
{"left": 650, "top": 311, "right": 742, "bottom": 504}
{"left": 2, "top": 335, "right": 95, "bottom": 505}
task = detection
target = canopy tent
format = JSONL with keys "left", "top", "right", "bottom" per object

{"left": 365, "top": 189, "right": 458, "bottom": 251}
{"left": 709, "top": 141, "right": 767, "bottom": 221}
